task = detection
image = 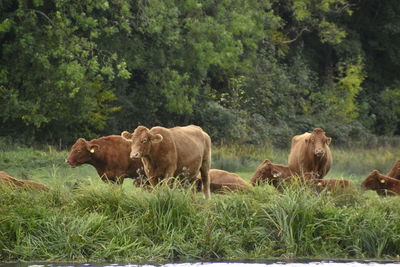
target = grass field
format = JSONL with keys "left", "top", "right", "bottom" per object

{"left": 1, "top": 141, "right": 400, "bottom": 262}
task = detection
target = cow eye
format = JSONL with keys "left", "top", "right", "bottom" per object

{"left": 310, "top": 138, "right": 315, "bottom": 142}
{"left": 141, "top": 138, "right": 148, "bottom": 143}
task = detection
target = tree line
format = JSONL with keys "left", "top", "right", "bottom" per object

{"left": 1, "top": 0, "right": 399, "bottom": 148}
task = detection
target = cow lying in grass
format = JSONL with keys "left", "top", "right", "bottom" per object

{"left": 0, "top": 171, "right": 49, "bottom": 191}
{"left": 250, "top": 159, "right": 294, "bottom": 187}
{"left": 195, "top": 169, "right": 250, "bottom": 193}
{"left": 361, "top": 170, "right": 400, "bottom": 196}
{"left": 306, "top": 178, "right": 356, "bottom": 193}
{"left": 134, "top": 169, "right": 250, "bottom": 194}
{"left": 250, "top": 159, "right": 354, "bottom": 193}
{"left": 250, "top": 159, "right": 317, "bottom": 186}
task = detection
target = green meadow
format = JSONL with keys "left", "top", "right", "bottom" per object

{"left": 1, "top": 141, "right": 400, "bottom": 262}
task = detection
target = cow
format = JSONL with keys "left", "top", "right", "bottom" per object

{"left": 361, "top": 170, "right": 400, "bottom": 196}
{"left": 386, "top": 160, "right": 400, "bottom": 180}
{"left": 250, "top": 159, "right": 294, "bottom": 187}
{"left": 306, "top": 178, "right": 355, "bottom": 193}
{"left": 66, "top": 135, "right": 144, "bottom": 184}
{"left": 288, "top": 128, "right": 332, "bottom": 179}
{"left": 0, "top": 171, "right": 49, "bottom": 191}
{"left": 122, "top": 125, "right": 212, "bottom": 199}
{"left": 250, "top": 160, "right": 319, "bottom": 189}
{"left": 194, "top": 169, "right": 250, "bottom": 193}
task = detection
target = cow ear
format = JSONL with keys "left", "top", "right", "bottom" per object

{"left": 326, "top": 137, "right": 332, "bottom": 145}
{"left": 121, "top": 131, "right": 133, "bottom": 140}
{"left": 263, "top": 159, "right": 271, "bottom": 165}
{"left": 78, "top": 138, "right": 87, "bottom": 143}
{"left": 150, "top": 134, "right": 163, "bottom": 143}
{"left": 88, "top": 144, "right": 100, "bottom": 153}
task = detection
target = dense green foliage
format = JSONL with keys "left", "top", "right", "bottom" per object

{"left": 1, "top": 0, "right": 400, "bottom": 146}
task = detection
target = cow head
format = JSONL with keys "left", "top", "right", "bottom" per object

{"left": 361, "top": 170, "right": 387, "bottom": 191}
{"left": 122, "top": 126, "right": 163, "bottom": 159}
{"left": 250, "top": 159, "right": 282, "bottom": 185}
{"left": 306, "top": 128, "right": 331, "bottom": 158}
{"left": 251, "top": 159, "right": 271, "bottom": 185}
{"left": 65, "top": 138, "right": 99, "bottom": 167}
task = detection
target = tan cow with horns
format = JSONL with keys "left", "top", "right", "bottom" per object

{"left": 288, "top": 128, "right": 333, "bottom": 179}
{"left": 122, "top": 125, "right": 212, "bottom": 199}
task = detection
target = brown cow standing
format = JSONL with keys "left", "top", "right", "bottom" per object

{"left": 0, "top": 171, "right": 49, "bottom": 191}
{"left": 122, "top": 125, "right": 212, "bottom": 199}
{"left": 361, "top": 170, "right": 400, "bottom": 196}
{"left": 288, "top": 128, "right": 332, "bottom": 179}
{"left": 66, "top": 135, "right": 144, "bottom": 184}
{"left": 195, "top": 169, "right": 250, "bottom": 193}
{"left": 386, "top": 160, "right": 400, "bottom": 180}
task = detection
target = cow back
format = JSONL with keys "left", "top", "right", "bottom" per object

{"left": 0, "top": 171, "right": 49, "bottom": 191}
{"left": 196, "top": 169, "right": 249, "bottom": 192}
{"left": 168, "top": 125, "right": 211, "bottom": 178}
{"left": 387, "top": 160, "right": 400, "bottom": 180}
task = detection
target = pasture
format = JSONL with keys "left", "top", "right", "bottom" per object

{"left": 1, "top": 141, "right": 400, "bottom": 262}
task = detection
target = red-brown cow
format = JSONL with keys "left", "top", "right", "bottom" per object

{"left": 250, "top": 160, "right": 294, "bottom": 187}
{"left": 288, "top": 128, "right": 332, "bottom": 179}
{"left": 249, "top": 159, "right": 318, "bottom": 190}
{"left": 361, "top": 170, "right": 400, "bottom": 196}
{"left": 0, "top": 171, "right": 49, "bottom": 191}
{"left": 306, "top": 178, "right": 355, "bottom": 193}
{"left": 194, "top": 169, "right": 250, "bottom": 193}
{"left": 386, "top": 160, "right": 400, "bottom": 180}
{"left": 66, "top": 135, "right": 144, "bottom": 184}
{"left": 122, "top": 125, "right": 212, "bottom": 199}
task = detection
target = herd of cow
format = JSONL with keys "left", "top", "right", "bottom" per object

{"left": 63, "top": 125, "right": 400, "bottom": 197}
{"left": 2, "top": 125, "right": 400, "bottom": 197}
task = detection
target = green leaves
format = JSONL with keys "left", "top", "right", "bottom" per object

{"left": 319, "top": 20, "right": 347, "bottom": 44}
{"left": 0, "top": 0, "right": 131, "bottom": 141}
{"left": 1, "top": 0, "right": 400, "bottom": 144}
{"left": 0, "top": 18, "right": 13, "bottom": 33}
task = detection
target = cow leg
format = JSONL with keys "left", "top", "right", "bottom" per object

{"left": 100, "top": 174, "right": 112, "bottom": 183}
{"left": 199, "top": 166, "right": 211, "bottom": 200}
{"left": 147, "top": 176, "right": 159, "bottom": 186}
{"left": 164, "top": 169, "right": 176, "bottom": 188}
{"left": 115, "top": 176, "right": 124, "bottom": 185}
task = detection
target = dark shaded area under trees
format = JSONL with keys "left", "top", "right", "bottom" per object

{"left": 1, "top": 0, "right": 399, "bottom": 148}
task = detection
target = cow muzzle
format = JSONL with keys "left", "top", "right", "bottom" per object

{"left": 130, "top": 152, "right": 142, "bottom": 159}
{"left": 314, "top": 149, "right": 325, "bottom": 157}
{"left": 65, "top": 159, "right": 76, "bottom": 168}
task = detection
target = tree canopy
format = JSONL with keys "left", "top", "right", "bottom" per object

{"left": 0, "top": 0, "right": 398, "bottom": 147}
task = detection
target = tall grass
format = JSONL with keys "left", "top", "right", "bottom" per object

{"left": 2, "top": 183, "right": 400, "bottom": 262}
{"left": 1, "top": 143, "right": 400, "bottom": 262}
